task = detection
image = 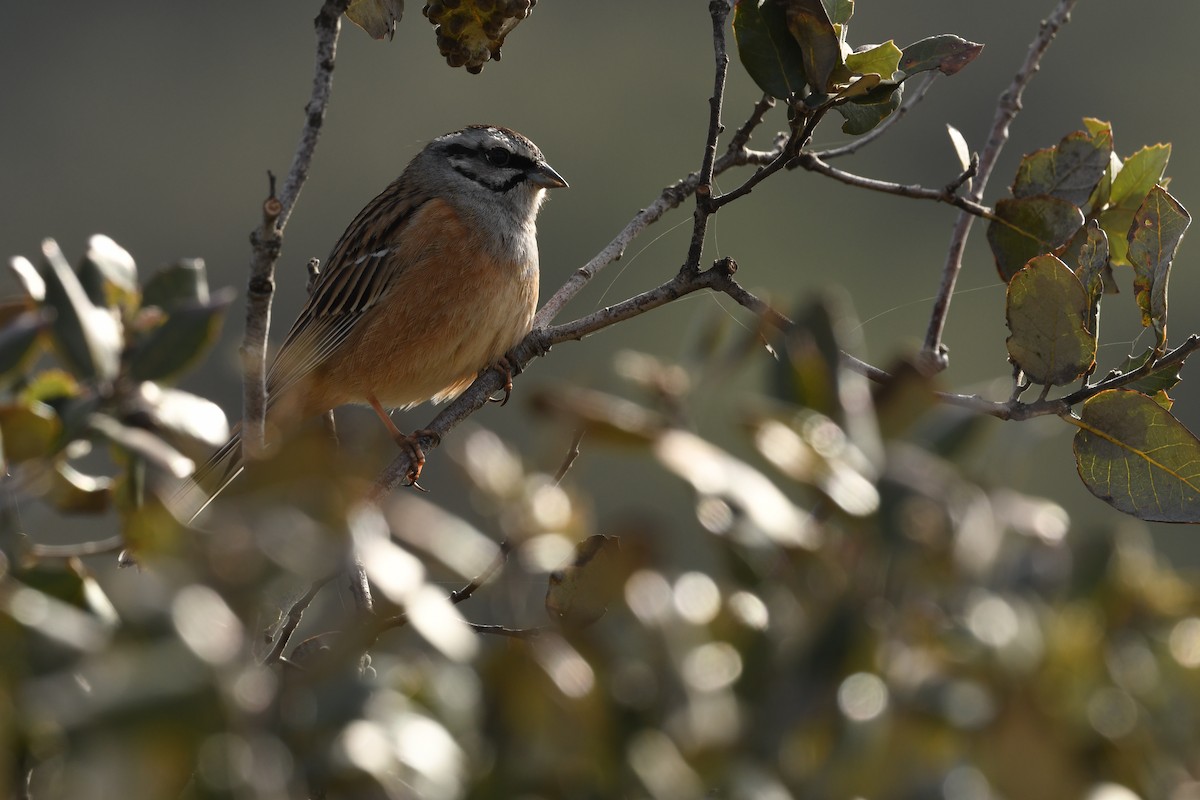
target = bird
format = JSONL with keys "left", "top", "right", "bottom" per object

{"left": 174, "top": 125, "right": 567, "bottom": 522}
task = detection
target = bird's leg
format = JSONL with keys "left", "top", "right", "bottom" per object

{"left": 486, "top": 354, "right": 520, "bottom": 406}
{"left": 367, "top": 394, "right": 441, "bottom": 489}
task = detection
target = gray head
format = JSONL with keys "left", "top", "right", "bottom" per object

{"left": 416, "top": 125, "right": 567, "bottom": 221}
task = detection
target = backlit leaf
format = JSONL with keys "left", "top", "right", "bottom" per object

{"left": 987, "top": 196, "right": 1085, "bottom": 282}
{"left": 545, "top": 535, "right": 624, "bottom": 629}
{"left": 820, "top": 0, "right": 853, "bottom": 25}
{"left": 1005, "top": 255, "right": 1095, "bottom": 386}
{"left": 142, "top": 259, "right": 211, "bottom": 310}
{"left": 946, "top": 124, "right": 971, "bottom": 173}
{"left": 835, "top": 81, "right": 902, "bottom": 134}
{"left": 0, "top": 402, "right": 61, "bottom": 463}
{"left": 1102, "top": 143, "right": 1171, "bottom": 266}
{"left": 79, "top": 234, "right": 138, "bottom": 312}
{"left": 1012, "top": 128, "right": 1112, "bottom": 206}
{"left": 38, "top": 239, "right": 122, "bottom": 383}
{"left": 845, "top": 40, "right": 901, "bottom": 78}
{"left": 345, "top": 0, "right": 403, "bottom": 40}
{"left": 1072, "top": 389, "right": 1200, "bottom": 522}
{"left": 1128, "top": 185, "right": 1190, "bottom": 350}
{"left": 129, "top": 288, "right": 235, "bottom": 383}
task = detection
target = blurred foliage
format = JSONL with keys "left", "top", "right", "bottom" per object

{"left": 6, "top": 2, "right": 1200, "bottom": 799}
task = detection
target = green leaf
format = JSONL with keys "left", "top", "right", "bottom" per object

{"left": 899, "top": 34, "right": 983, "bottom": 77}
{"left": 129, "top": 287, "right": 235, "bottom": 383}
{"left": 79, "top": 234, "right": 138, "bottom": 312}
{"left": 1110, "top": 143, "right": 1171, "bottom": 210}
{"left": 38, "top": 239, "right": 122, "bottom": 383}
{"left": 987, "top": 196, "right": 1085, "bottom": 282}
{"left": 845, "top": 40, "right": 901, "bottom": 78}
{"left": 835, "top": 81, "right": 902, "bottom": 134}
{"left": 0, "top": 402, "right": 61, "bottom": 463}
{"left": 345, "top": 0, "right": 403, "bottom": 40}
{"left": 142, "top": 258, "right": 211, "bottom": 310}
{"left": 1128, "top": 185, "right": 1190, "bottom": 350}
{"left": 1005, "top": 255, "right": 1095, "bottom": 386}
{"left": 1072, "top": 389, "right": 1200, "bottom": 522}
{"left": 780, "top": 0, "right": 842, "bottom": 92}
{"left": 1012, "top": 128, "right": 1112, "bottom": 207}
{"left": 1116, "top": 348, "right": 1184, "bottom": 397}
{"left": 733, "top": 0, "right": 808, "bottom": 99}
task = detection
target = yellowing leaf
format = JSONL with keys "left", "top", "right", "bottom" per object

{"left": 1128, "top": 186, "right": 1190, "bottom": 351}
{"left": 987, "top": 196, "right": 1085, "bottom": 282}
{"left": 346, "top": 0, "right": 403, "bottom": 40}
{"left": 1072, "top": 389, "right": 1200, "bottom": 522}
{"left": 1005, "top": 255, "right": 1095, "bottom": 386}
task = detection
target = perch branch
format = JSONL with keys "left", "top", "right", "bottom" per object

{"left": 922, "top": 0, "right": 1080, "bottom": 369}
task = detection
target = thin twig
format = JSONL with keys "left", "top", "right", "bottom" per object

{"left": 922, "top": 0, "right": 1080, "bottom": 368}
{"left": 467, "top": 623, "right": 545, "bottom": 639}
{"left": 449, "top": 539, "right": 512, "bottom": 605}
{"left": 28, "top": 535, "right": 125, "bottom": 560}
{"left": 241, "top": 0, "right": 349, "bottom": 456}
{"left": 263, "top": 574, "right": 336, "bottom": 665}
{"left": 554, "top": 429, "right": 586, "bottom": 484}
{"left": 794, "top": 152, "right": 992, "bottom": 219}
{"left": 684, "top": 0, "right": 734, "bottom": 273}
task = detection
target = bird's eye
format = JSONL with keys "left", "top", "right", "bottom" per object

{"left": 485, "top": 147, "right": 511, "bottom": 167}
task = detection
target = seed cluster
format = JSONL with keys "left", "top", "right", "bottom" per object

{"left": 423, "top": 0, "right": 536, "bottom": 74}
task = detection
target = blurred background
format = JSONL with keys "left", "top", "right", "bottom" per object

{"left": 3, "top": 1, "right": 1200, "bottom": 555}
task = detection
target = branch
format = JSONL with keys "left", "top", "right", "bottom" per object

{"left": 241, "top": 0, "right": 348, "bottom": 455}
{"left": 922, "top": 0, "right": 1080, "bottom": 368}
{"left": 793, "top": 152, "right": 991, "bottom": 219}
{"left": 263, "top": 574, "right": 336, "bottom": 665}
{"left": 683, "top": 0, "right": 734, "bottom": 273}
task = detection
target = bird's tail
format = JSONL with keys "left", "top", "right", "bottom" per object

{"left": 170, "top": 430, "right": 245, "bottom": 524}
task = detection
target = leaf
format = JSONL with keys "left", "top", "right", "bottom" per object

{"left": 345, "top": 0, "right": 403, "bottom": 40}
{"left": 1073, "top": 221, "right": 1110, "bottom": 304}
{"left": 8, "top": 256, "right": 46, "bottom": 302}
{"left": 946, "top": 124, "right": 971, "bottom": 173}
{"left": 38, "top": 239, "right": 122, "bottom": 383}
{"left": 1116, "top": 348, "right": 1184, "bottom": 397}
{"left": 820, "top": 0, "right": 853, "bottom": 25}
{"left": 1128, "top": 185, "right": 1190, "bottom": 350}
{"left": 899, "top": 34, "right": 984, "bottom": 77}
{"left": 545, "top": 535, "right": 624, "bottom": 629}
{"left": 654, "top": 429, "right": 820, "bottom": 549}
{"left": 1012, "top": 128, "right": 1112, "bottom": 206}
{"left": 0, "top": 402, "right": 61, "bottom": 463}
{"left": 1072, "top": 389, "right": 1200, "bottom": 523}
{"left": 733, "top": 0, "right": 808, "bottom": 99}
{"left": 88, "top": 413, "right": 194, "bottom": 478}
{"left": 0, "top": 310, "right": 49, "bottom": 384}
{"left": 142, "top": 259, "right": 211, "bottom": 309}
{"left": 780, "top": 0, "right": 842, "bottom": 93}
{"left": 1005, "top": 255, "right": 1095, "bottom": 386}
{"left": 1101, "top": 143, "right": 1171, "bottom": 266}
{"left": 129, "top": 287, "right": 235, "bottom": 383}
{"left": 79, "top": 234, "right": 138, "bottom": 312}
{"left": 47, "top": 461, "right": 114, "bottom": 514}
{"left": 987, "top": 196, "right": 1085, "bottom": 282}
{"left": 134, "top": 383, "right": 230, "bottom": 448}
{"left": 835, "top": 81, "right": 902, "bottom": 135}
{"left": 844, "top": 40, "right": 901, "bottom": 78}
{"left": 748, "top": 411, "right": 879, "bottom": 516}
{"left": 833, "top": 73, "right": 881, "bottom": 101}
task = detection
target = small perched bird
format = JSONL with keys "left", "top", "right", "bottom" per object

{"left": 176, "top": 125, "right": 566, "bottom": 521}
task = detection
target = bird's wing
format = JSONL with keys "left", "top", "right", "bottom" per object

{"left": 267, "top": 182, "right": 429, "bottom": 402}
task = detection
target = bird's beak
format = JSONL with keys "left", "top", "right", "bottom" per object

{"left": 529, "top": 162, "right": 568, "bottom": 190}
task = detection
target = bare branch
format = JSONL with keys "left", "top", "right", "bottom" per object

{"left": 241, "top": 0, "right": 349, "bottom": 455}
{"left": 923, "top": 0, "right": 1080, "bottom": 368}
{"left": 449, "top": 539, "right": 512, "bottom": 605}
{"left": 793, "top": 152, "right": 992, "bottom": 219}
{"left": 684, "top": 0, "right": 734, "bottom": 273}
{"left": 263, "top": 574, "right": 336, "bottom": 665}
